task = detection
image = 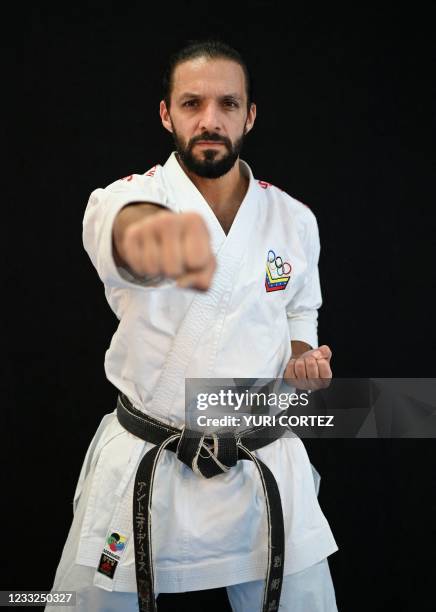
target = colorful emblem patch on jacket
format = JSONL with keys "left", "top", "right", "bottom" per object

{"left": 265, "top": 250, "right": 292, "bottom": 292}
{"left": 97, "top": 530, "right": 128, "bottom": 579}
{"left": 106, "top": 532, "right": 126, "bottom": 553}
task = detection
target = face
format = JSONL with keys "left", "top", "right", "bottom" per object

{"left": 160, "top": 57, "right": 256, "bottom": 179}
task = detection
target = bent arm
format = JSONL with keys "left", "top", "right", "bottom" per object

{"left": 291, "top": 340, "right": 312, "bottom": 358}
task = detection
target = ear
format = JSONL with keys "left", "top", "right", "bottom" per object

{"left": 244, "top": 102, "right": 257, "bottom": 135}
{"left": 160, "top": 100, "right": 173, "bottom": 133}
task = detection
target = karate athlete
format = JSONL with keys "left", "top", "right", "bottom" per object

{"left": 46, "top": 40, "right": 339, "bottom": 612}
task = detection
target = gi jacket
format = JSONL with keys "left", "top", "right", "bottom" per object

{"left": 76, "top": 151, "right": 338, "bottom": 594}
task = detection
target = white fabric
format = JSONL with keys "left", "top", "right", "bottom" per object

{"left": 226, "top": 557, "right": 338, "bottom": 612}
{"left": 46, "top": 558, "right": 337, "bottom": 611}
{"left": 49, "top": 152, "right": 338, "bottom": 597}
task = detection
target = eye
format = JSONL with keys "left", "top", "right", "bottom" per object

{"left": 223, "top": 99, "right": 239, "bottom": 108}
{"left": 183, "top": 100, "right": 198, "bottom": 107}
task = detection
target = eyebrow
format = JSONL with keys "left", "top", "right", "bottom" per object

{"left": 178, "top": 92, "right": 243, "bottom": 102}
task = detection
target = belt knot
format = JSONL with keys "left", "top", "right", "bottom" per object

{"left": 175, "top": 427, "right": 238, "bottom": 478}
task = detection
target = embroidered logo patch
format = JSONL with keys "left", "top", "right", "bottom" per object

{"left": 265, "top": 250, "right": 292, "bottom": 292}
{"left": 97, "top": 529, "right": 129, "bottom": 579}
{"left": 97, "top": 553, "right": 118, "bottom": 578}
{"left": 106, "top": 532, "right": 127, "bottom": 553}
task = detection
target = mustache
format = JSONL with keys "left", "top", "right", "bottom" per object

{"left": 189, "top": 133, "right": 231, "bottom": 147}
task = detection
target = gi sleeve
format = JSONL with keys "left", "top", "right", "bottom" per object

{"left": 286, "top": 209, "right": 322, "bottom": 349}
{"left": 82, "top": 174, "right": 176, "bottom": 290}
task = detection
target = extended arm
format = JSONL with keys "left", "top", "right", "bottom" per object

{"left": 112, "top": 202, "right": 216, "bottom": 290}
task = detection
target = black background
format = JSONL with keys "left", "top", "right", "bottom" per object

{"left": 4, "top": 3, "right": 436, "bottom": 611}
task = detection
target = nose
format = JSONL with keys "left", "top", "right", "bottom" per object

{"left": 198, "top": 101, "right": 222, "bottom": 133}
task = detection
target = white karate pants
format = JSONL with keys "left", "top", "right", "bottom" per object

{"left": 46, "top": 426, "right": 337, "bottom": 611}
{"left": 45, "top": 556, "right": 337, "bottom": 611}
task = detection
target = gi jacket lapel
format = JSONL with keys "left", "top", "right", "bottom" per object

{"left": 151, "top": 152, "right": 261, "bottom": 422}
{"left": 160, "top": 151, "right": 225, "bottom": 253}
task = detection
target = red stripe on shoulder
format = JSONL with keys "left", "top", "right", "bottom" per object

{"left": 120, "top": 164, "right": 161, "bottom": 181}
{"left": 258, "top": 179, "right": 275, "bottom": 189}
{"left": 145, "top": 164, "right": 160, "bottom": 177}
{"left": 258, "top": 179, "right": 286, "bottom": 193}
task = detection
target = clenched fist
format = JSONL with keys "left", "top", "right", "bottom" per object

{"left": 113, "top": 204, "right": 216, "bottom": 291}
{"left": 284, "top": 344, "right": 332, "bottom": 390}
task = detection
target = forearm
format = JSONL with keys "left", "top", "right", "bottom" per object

{"left": 112, "top": 202, "right": 167, "bottom": 268}
{"left": 291, "top": 340, "right": 312, "bottom": 359}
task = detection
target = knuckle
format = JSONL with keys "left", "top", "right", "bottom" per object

{"left": 184, "top": 211, "right": 202, "bottom": 227}
{"left": 163, "top": 213, "right": 179, "bottom": 232}
{"left": 154, "top": 218, "right": 172, "bottom": 238}
{"left": 192, "top": 211, "right": 206, "bottom": 225}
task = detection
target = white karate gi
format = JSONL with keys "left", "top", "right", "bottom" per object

{"left": 47, "top": 151, "right": 338, "bottom": 610}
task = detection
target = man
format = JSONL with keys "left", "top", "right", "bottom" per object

{"left": 47, "top": 40, "right": 338, "bottom": 611}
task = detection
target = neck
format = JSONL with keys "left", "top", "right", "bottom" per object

{"left": 175, "top": 153, "right": 249, "bottom": 214}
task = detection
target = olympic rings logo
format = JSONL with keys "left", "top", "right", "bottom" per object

{"left": 267, "top": 250, "right": 291, "bottom": 278}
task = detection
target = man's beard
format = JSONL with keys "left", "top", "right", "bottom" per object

{"left": 170, "top": 122, "right": 247, "bottom": 179}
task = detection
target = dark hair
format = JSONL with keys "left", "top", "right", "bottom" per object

{"left": 162, "top": 39, "right": 253, "bottom": 111}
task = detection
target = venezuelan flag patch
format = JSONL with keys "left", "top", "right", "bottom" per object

{"left": 265, "top": 250, "right": 292, "bottom": 292}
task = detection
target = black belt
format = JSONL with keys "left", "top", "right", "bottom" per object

{"left": 116, "top": 392, "right": 289, "bottom": 612}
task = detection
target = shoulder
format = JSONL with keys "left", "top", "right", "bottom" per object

{"left": 256, "top": 176, "right": 319, "bottom": 232}
{"left": 88, "top": 163, "right": 173, "bottom": 208}
{"left": 104, "top": 163, "right": 164, "bottom": 192}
